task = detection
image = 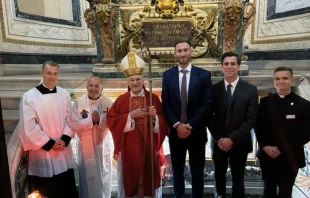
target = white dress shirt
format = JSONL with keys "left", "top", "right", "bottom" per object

{"left": 224, "top": 76, "right": 239, "bottom": 95}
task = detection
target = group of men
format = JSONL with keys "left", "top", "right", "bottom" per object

{"left": 18, "top": 40, "right": 310, "bottom": 198}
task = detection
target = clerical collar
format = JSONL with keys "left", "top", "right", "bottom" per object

{"left": 130, "top": 89, "right": 144, "bottom": 97}
{"left": 277, "top": 91, "right": 292, "bottom": 98}
{"left": 36, "top": 83, "right": 57, "bottom": 94}
{"left": 88, "top": 94, "right": 101, "bottom": 103}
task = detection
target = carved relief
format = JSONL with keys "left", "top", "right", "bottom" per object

{"left": 84, "top": 8, "right": 97, "bottom": 38}
{"left": 242, "top": 2, "right": 256, "bottom": 37}
{"left": 96, "top": 5, "right": 116, "bottom": 63}
{"left": 119, "top": 9, "right": 143, "bottom": 59}
{"left": 15, "top": 151, "right": 28, "bottom": 197}
{"left": 223, "top": 0, "right": 242, "bottom": 52}
{"left": 154, "top": 0, "right": 180, "bottom": 19}
{"left": 192, "top": 7, "right": 220, "bottom": 58}
{"left": 119, "top": 5, "right": 220, "bottom": 60}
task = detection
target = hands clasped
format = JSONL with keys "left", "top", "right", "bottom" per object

{"left": 130, "top": 106, "right": 156, "bottom": 119}
{"left": 263, "top": 146, "right": 281, "bottom": 158}
{"left": 177, "top": 124, "right": 192, "bottom": 139}
{"left": 92, "top": 111, "right": 100, "bottom": 123}
{"left": 52, "top": 140, "right": 65, "bottom": 151}
{"left": 218, "top": 138, "right": 233, "bottom": 152}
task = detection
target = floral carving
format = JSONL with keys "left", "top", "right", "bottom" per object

{"left": 192, "top": 7, "right": 220, "bottom": 58}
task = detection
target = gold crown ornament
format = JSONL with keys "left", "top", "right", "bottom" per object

{"left": 120, "top": 52, "right": 145, "bottom": 77}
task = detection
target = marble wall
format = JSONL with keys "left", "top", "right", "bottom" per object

{"left": 243, "top": 0, "right": 310, "bottom": 52}
{"left": 0, "top": 0, "right": 96, "bottom": 55}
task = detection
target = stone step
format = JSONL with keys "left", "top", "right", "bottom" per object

{"left": 110, "top": 181, "right": 264, "bottom": 197}
{"left": 3, "top": 64, "right": 94, "bottom": 76}
{"left": 1, "top": 97, "right": 20, "bottom": 110}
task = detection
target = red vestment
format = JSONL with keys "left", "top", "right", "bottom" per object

{"left": 107, "top": 90, "right": 168, "bottom": 197}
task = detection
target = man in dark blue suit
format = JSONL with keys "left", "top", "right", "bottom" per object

{"left": 162, "top": 41, "right": 212, "bottom": 198}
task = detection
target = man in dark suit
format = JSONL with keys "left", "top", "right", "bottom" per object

{"left": 255, "top": 67, "right": 310, "bottom": 198}
{"left": 209, "top": 52, "right": 258, "bottom": 198}
{"left": 162, "top": 41, "right": 212, "bottom": 198}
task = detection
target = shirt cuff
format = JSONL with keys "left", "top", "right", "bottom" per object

{"left": 173, "top": 122, "right": 180, "bottom": 128}
{"left": 124, "top": 113, "right": 135, "bottom": 132}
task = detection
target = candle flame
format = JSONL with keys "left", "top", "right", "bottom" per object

{"left": 28, "top": 191, "right": 41, "bottom": 198}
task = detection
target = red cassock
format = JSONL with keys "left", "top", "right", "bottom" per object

{"left": 107, "top": 90, "right": 168, "bottom": 197}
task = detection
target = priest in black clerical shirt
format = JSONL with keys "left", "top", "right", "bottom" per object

{"left": 19, "top": 61, "right": 77, "bottom": 198}
{"left": 255, "top": 67, "right": 310, "bottom": 198}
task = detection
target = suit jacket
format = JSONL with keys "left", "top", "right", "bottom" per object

{"left": 255, "top": 92, "right": 310, "bottom": 168}
{"left": 162, "top": 65, "right": 212, "bottom": 142}
{"left": 208, "top": 78, "right": 258, "bottom": 152}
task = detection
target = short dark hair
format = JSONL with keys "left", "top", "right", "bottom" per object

{"left": 174, "top": 40, "right": 192, "bottom": 49}
{"left": 273, "top": 67, "right": 293, "bottom": 77}
{"left": 221, "top": 52, "right": 241, "bottom": 65}
{"left": 42, "top": 61, "right": 59, "bottom": 70}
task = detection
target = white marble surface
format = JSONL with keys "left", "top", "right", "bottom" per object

{"left": 0, "top": 0, "right": 96, "bottom": 54}
{"left": 243, "top": 0, "right": 310, "bottom": 51}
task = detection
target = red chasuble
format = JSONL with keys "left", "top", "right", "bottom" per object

{"left": 107, "top": 90, "right": 168, "bottom": 197}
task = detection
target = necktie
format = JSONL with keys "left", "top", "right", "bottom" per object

{"left": 180, "top": 70, "right": 188, "bottom": 123}
{"left": 226, "top": 83, "right": 232, "bottom": 105}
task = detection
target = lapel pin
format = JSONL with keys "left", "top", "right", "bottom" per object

{"left": 291, "top": 102, "right": 294, "bottom": 106}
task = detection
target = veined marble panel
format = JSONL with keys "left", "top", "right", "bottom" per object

{"left": 0, "top": 0, "right": 96, "bottom": 54}
{"left": 244, "top": 24, "right": 310, "bottom": 51}
{"left": 243, "top": 0, "right": 310, "bottom": 50}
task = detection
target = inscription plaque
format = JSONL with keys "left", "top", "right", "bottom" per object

{"left": 267, "top": 0, "right": 310, "bottom": 20}
{"left": 142, "top": 21, "right": 193, "bottom": 48}
{"left": 275, "top": 0, "right": 310, "bottom": 13}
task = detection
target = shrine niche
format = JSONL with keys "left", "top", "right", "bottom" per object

{"left": 119, "top": 2, "right": 221, "bottom": 65}
{"left": 84, "top": 0, "right": 256, "bottom": 76}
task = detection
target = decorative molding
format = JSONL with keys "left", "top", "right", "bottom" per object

{"left": 14, "top": 0, "right": 82, "bottom": 27}
{"left": 245, "top": 48, "right": 310, "bottom": 60}
{"left": 266, "top": 0, "right": 310, "bottom": 20}
{"left": 0, "top": 52, "right": 97, "bottom": 64}
{"left": 250, "top": 0, "right": 310, "bottom": 45}
{"left": 0, "top": 0, "right": 95, "bottom": 48}
{"left": 119, "top": 4, "right": 220, "bottom": 59}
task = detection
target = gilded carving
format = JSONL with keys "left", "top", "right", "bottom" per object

{"left": 223, "top": 0, "right": 242, "bottom": 52}
{"left": 119, "top": 9, "right": 143, "bottom": 59}
{"left": 119, "top": 5, "right": 220, "bottom": 60}
{"left": 192, "top": 7, "right": 220, "bottom": 58}
{"left": 154, "top": 0, "right": 180, "bottom": 19}
{"left": 84, "top": 8, "right": 97, "bottom": 38}
{"left": 96, "top": 5, "right": 116, "bottom": 63}
{"left": 242, "top": 2, "right": 256, "bottom": 36}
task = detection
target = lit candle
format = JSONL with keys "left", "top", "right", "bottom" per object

{"left": 28, "top": 191, "right": 42, "bottom": 198}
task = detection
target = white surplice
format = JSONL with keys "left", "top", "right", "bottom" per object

{"left": 71, "top": 94, "right": 113, "bottom": 198}
{"left": 19, "top": 86, "right": 76, "bottom": 177}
